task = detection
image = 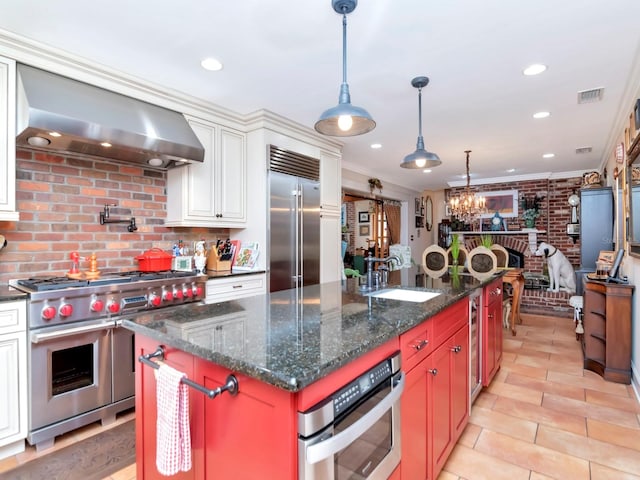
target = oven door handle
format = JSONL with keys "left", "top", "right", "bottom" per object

{"left": 305, "top": 371, "right": 405, "bottom": 465}
{"left": 31, "top": 321, "right": 114, "bottom": 343}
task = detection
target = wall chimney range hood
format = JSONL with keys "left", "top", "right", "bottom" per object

{"left": 16, "top": 64, "right": 205, "bottom": 170}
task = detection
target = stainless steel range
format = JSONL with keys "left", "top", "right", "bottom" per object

{"left": 10, "top": 270, "right": 206, "bottom": 451}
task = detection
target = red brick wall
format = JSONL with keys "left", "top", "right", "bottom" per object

{"left": 0, "top": 149, "right": 228, "bottom": 284}
{"left": 448, "top": 177, "right": 583, "bottom": 317}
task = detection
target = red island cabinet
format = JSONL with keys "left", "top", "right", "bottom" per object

{"left": 135, "top": 334, "right": 400, "bottom": 480}
{"left": 400, "top": 298, "right": 469, "bottom": 480}
{"left": 482, "top": 277, "right": 503, "bottom": 386}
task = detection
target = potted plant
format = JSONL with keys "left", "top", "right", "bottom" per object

{"left": 522, "top": 208, "right": 540, "bottom": 228}
{"left": 450, "top": 233, "right": 460, "bottom": 269}
{"left": 520, "top": 194, "right": 544, "bottom": 228}
{"left": 368, "top": 178, "right": 383, "bottom": 194}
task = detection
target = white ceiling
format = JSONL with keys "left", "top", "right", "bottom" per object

{"left": 2, "top": 0, "right": 640, "bottom": 192}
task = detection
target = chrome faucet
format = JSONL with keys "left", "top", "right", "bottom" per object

{"left": 364, "top": 253, "right": 402, "bottom": 290}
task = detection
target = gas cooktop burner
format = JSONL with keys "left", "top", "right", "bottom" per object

{"left": 17, "top": 270, "right": 197, "bottom": 291}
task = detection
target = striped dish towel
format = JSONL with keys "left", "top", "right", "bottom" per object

{"left": 155, "top": 362, "right": 192, "bottom": 475}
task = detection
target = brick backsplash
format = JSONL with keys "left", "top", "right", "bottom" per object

{"left": 0, "top": 149, "right": 228, "bottom": 284}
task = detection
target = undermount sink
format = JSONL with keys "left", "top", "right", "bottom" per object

{"left": 366, "top": 289, "right": 441, "bottom": 303}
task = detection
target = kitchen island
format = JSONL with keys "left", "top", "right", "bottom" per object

{"left": 124, "top": 273, "right": 503, "bottom": 479}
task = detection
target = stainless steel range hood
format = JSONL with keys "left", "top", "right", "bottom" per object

{"left": 16, "top": 64, "right": 205, "bottom": 169}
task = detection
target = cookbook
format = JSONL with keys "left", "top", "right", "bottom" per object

{"left": 233, "top": 242, "right": 260, "bottom": 270}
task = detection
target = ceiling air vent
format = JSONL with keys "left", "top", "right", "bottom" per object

{"left": 575, "top": 146, "right": 593, "bottom": 154}
{"left": 577, "top": 87, "right": 604, "bottom": 104}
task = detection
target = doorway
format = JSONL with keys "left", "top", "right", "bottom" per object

{"left": 342, "top": 191, "right": 402, "bottom": 282}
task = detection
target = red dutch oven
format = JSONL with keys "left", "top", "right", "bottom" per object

{"left": 135, "top": 248, "right": 173, "bottom": 272}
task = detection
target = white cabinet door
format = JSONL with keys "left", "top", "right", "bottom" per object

{"left": 216, "top": 127, "right": 246, "bottom": 223}
{"left": 0, "top": 300, "right": 27, "bottom": 457}
{"left": 0, "top": 55, "right": 18, "bottom": 221}
{"left": 320, "top": 150, "right": 341, "bottom": 212}
{"left": 165, "top": 118, "right": 247, "bottom": 227}
{"left": 320, "top": 212, "right": 342, "bottom": 284}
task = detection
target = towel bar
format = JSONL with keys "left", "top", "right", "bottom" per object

{"left": 139, "top": 346, "right": 239, "bottom": 399}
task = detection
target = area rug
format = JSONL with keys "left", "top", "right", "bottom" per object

{"left": 0, "top": 420, "right": 135, "bottom": 480}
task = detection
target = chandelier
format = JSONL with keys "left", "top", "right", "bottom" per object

{"left": 449, "top": 150, "right": 487, "bottom": 224}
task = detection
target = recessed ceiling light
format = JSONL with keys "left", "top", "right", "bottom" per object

{"left": 100, "top": 142, "right": 112, "bottom": 148}
{"left": 542, "top": 153, "right": 555, "bottom": 158}
{"left": 201, "top": 57, "right": 223, "bottom": 71}
{"left": 370, "top": 143, "right": 382, "bottom": 149}
{"left": 49, "top": 131, "right": 61, "bottom": 137}
{"left": 506, "top": 168, "right": 515, "bottom": 173}
{"left": 423, "top": 169, "right": 432, "bottom": 173}
{"left": 523, "top": 64, "right": 547, "bottom": 76}
{"left": 533, "top": 111, "right": 550, "bottom": 119}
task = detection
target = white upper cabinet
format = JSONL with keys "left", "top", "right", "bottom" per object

{"left": 0, "top": 56, "right": 18, "bottom": 221}
{"left": 320, "top": 150, "right": 341, "bottom": 213}
{"left": 165, "top": 117, "right": 246, "bottom": 227}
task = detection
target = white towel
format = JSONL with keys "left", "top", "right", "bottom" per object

{"left": 155, "top": 363, "right": 192, "bottom": 476}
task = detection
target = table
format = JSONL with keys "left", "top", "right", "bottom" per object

{"left": 502, "top": 268, "right": 525, "bottom": 336}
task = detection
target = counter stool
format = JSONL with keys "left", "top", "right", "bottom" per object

{"left": 569, "top": 295, "right": 584, "bottom": 341}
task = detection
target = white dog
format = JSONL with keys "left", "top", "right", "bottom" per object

{"left": 534, "top": 242, "right": 576, "bottom": 293}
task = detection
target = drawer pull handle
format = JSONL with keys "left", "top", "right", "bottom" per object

{"left": 232, "top": 285, "right": 243, "bottom": 289}
{"left": 411, "top": 339, "right": 429, "bottom": 351}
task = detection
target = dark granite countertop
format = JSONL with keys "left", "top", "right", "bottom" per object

{"left": 0, "top": 284, "right": 28, "bottom": 302}
{"left": 124, "top": 271, "right": 501, "bottom": 392}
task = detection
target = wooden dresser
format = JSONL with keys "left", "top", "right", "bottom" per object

{"left": 582, "top": 279, "right": 634, "bottom": 384}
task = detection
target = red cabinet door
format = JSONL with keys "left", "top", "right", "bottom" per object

{"left": 400, "top": 359, "right": 428, "bottom": 480}
{"left": 451, "top": 326, "right": 469, "bottom": 437}
{"left": 482, "top": 280, "right": 503, "bottom": 387}
{"left": 193, "top": 358, "right": 297, "bottom": 480}
{"left": 429, "top": 341, "right": 452, "bottom": 478}
{"left": 135, "top": 335, "right": 196, "bottom": 480}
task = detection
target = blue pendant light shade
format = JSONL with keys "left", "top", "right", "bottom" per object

{"left": 315, "top": 0, "right": 375, "bottom": 137}
{"left": 401, "top": 76, "right": 441, "bottom": 169}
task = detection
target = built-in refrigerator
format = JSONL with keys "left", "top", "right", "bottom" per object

{"left": 269, "top": 169, "right": 320, "bottom": 293}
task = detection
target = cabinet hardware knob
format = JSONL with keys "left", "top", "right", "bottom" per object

{"left": 428, "top": 368, "right": 438, "bottom": 376}
{"left": 412, "top": 339, "right": 429, "bottom": 351}
{"left": 451, "top": 345, "right": 462, "bottom": 353}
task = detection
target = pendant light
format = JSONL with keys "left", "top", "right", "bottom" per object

{"left": 315, "top": 0, "right": 375, "bottom": 137}
{"left": 400, "top": 76, "right": 441, "bottom": 169}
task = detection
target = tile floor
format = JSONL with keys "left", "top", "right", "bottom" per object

{"left": 1, "top": 313, "right": 638, "bottom": 479}
{"left": 440, "top": 313, "right": 640, "bottom": 480}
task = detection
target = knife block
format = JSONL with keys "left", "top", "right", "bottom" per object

{"left": 207, "top": 249, "right": 232, "bottom": 271}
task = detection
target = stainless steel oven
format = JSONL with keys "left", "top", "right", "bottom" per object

{"left": 298, "top": 352, "right": 404, "bottom": 480}
{"left": 10, "top": 270, "right": 205, "bottom": 451}
{"left": 29, "top": 319, "right": 114, "bottom": 434}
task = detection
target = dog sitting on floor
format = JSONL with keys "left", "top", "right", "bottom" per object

{"left": 534, "top": 242, "right": 576, "bottom": 294}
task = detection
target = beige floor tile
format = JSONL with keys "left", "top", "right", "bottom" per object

{"left": 469, "top": 406, "right": 537, "bottom": 443}
{"left": 500, "top": 361, "right": 548, "bottom": 380}
{"left": 504, "top": 372, "right": 586, "bottom": 401}
{"left": 586, "top": 418, "right": 640, "bottom": 450}
{"left": 436, "top": 470, "right": 460, "bottom": 480}
{"left": 548, "top": 370, "right": 632, "bottom": 396}
{"left": 474, "top": 429, "right": 590, "bottom": 480}
{"left": 590, "top": 462, "right": 640, "bottom": 480}
{"left": 586, "top": 389, "right": 640, "bottom": 413}
{"left": 529, "top": 472, "right": 556, "bottom": 480}
{"left": 536, "top": 424, "right": 640, "bottom": 476}
{"left": 492, "top": 396, "right": 587, "bottom": 436}
{"left": 514, "top": 355, "right": 585, "bottom": 376}
{"left": 485, "top": 379, "right": 543, "bottom": 405}
{"left": 457, "top": 422, "right": 482, "bottom": 448}
{"left": 474, "top": 391, "right": 498, "bottom": 409}
{"left": 542, "top": 392, "right": 640, "bottom": 429}
{"left": 442, "top": 443, "right": 531, "bottom": 480}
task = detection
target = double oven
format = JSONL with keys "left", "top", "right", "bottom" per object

{"left": 298, "top": 352, "right": 404, "bottom": 480}
{"left": 10, "top": 271, "right": 206, "bottom": 451}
